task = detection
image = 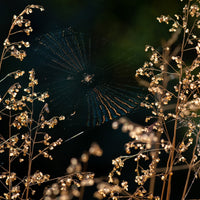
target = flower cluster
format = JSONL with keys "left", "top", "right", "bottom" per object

{"left": 0, "top": 69, "right": 65, "bottom": 199}
{"left": 43, "top": 142, "right": 103, "bottom": 200}
{"left": 112, "top": 117, "right": 158, "bottom": 151}
{"left": 25, "top": 171, "right": 50, "bottom": 186}
{"left": 0, "top": 5, "right": 44, "bottom": 67}
{"left": 44, "top": 172, "right": 95, "bottom": 200}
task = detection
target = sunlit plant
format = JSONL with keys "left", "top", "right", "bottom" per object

{"left": 0, "top": 5, "right": 66, "bottom": 200}
{"left": 98, "top": 0, "right": 200, "bottom": 199}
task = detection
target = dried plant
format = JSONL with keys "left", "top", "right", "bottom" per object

{"left": 0, "top": 68, "right": 65, "bottom": 199}
{"left": 3, "top": 1, "right": 200, "bottom": 200}
{"left": 0, "top": 5, "right": 67, "bottom": 200}
{"left": 96, "top": 0, "right": 200, "bottom": 199}
{"left": 0, "top": 4, "right": 44, "bottom": 71}
{"left": 43, "top": 142, "right": 103, "bottom": 200}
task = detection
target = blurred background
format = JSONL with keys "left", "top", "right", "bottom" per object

{"left": 1, "top": 0, "right": 198, "bottom": 199}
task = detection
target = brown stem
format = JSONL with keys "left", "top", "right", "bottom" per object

{"left": 25, "top": 154, "right": 32, "bottom": 199}
{"left": 181, "top": 132, "right": 200, "bottom": 199}
{"left": 149, "top": 133, "right": 161, "bottom": 195}
{"left": 165, "top": 1, "right": 191, "bottom": 198}
{"left": 161, "top": 180, "right": 166, "bottom": 200}
{"left": 160, "top": 145, "right": 172, "bottom": 200}
{"left": 0, "top": 48, "right": 6, "bottom": 71}
{"left": 166, "top": 119, "right": 178, "bottom": 200}
{"left": 25, "top": 85, "right": 35, "bottom": 199}
{"left": 149, "top": 28, "right": 180, "bottom": 196}
{"left": 181, "top": 165, "right": 192, "bottom": 200}
{"left": 8, "top": 111, "right": 12, "bottom": 200}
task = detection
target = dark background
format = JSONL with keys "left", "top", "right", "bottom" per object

{"left": 0, "top": 0, "right": 199, "bottom": 199}
{"left": 0, "top": 0, "right": 182, "bottom": 72}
